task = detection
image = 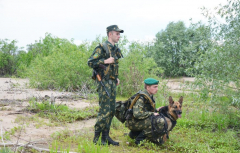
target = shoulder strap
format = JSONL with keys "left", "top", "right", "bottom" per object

{"left": 141, "top": 93, "right": 155, "bottom": 109}
{"left": 101, "top": 42, "right": 111, "bottom": 56}
{"left": 128, "top": 93, "right": 155, "bottom": 110}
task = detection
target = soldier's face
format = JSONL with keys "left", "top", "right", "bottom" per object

{"left": 110, "top": 31, "right": 120, "bottom": 43}
{"left": 147, "top": 85, "right": 158, "bottom": 95}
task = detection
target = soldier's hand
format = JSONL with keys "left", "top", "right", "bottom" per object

{"left": 104, "top": 57, "right": 115, "bottom": 64}
{"left": 116, "top": 78, "right": 120, "bottom": 86}
{"left": 157, "top": 106, "right": 164, "bottom": 112}
{"left": 154, "top": 113, "right": 159, "bottom": 116}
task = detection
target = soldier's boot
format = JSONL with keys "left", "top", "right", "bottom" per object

{"left": 101, "top": 130, "right": 108, "bottom": 145}
{"left": 93, "top": 131, "right": 101, "bottom": 144}
{"left": 135, "top": 132, "right": 146, "bottom": 145}
{"left": 129, "top": 131, "right": 141, "bottom": 139}
{"left": 107, "top": 130, "right": 119, "bottom": 146}
{"left": 102, "top": 130, "right": 119, "bottom": 146}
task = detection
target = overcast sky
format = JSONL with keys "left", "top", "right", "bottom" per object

{"left": 0, "top": 0, "right": 228, "bottom": 49}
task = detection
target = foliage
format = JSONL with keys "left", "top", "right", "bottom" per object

{"left": 151, "top": 21, "right": 212, "bottom": 77}
{"left": 192, "top": 0, "right": 240, "bottom": 107}
{"left": 118, "top": 41, "right": 162, "bottom": 97}
{"left": 22, "top": 34, "right": 92, "bottom": 90}
{"left": 0, "top": 39, "right": 21, "bottom": 76}
{"left": 18, "top": 33, "right": 159, "bottom": 97}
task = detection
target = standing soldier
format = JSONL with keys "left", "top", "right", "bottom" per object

{"left": 88, "top": 25, "right": 124, "bottom": 146}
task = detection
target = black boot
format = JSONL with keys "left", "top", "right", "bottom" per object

{"left": 93, "top": 131, "right": 101, "bottom": 144}
{"left": 129, "top": 131, "right": 141, "bottom": 139}
{"left": 101, "top": 130, "right": 108, "bottom": 145}
{"left": 107, "top": 130, "right": 119, "bottom": 146}
{"left": 102, "top": 130, "right": 119, "bottom": 146}
{"left": 135, "top": 132, "right": 146, "bottom": 145}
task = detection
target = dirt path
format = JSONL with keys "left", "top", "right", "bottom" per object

{"left": 164, "top": 77, "right": 194, "bottom": 93}
{"left": 0, "top": 78, "right": 97, "bottom": 146}
{"left": 0, "top": 77, "right": 193, "bottom": 147}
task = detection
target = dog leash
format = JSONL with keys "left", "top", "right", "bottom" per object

{"left": 150, "top": 113, "right": 169, "bottom": 144}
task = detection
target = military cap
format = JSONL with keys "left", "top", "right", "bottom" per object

{"left": 106, "top": 25, "right": 124, "bottom": 33}
{"left": 144, "top": 78, "right": 159, "bottom": 85}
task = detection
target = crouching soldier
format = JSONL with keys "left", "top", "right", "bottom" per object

{"left": 125, "top": 78, "right": 165, "bottom": 145}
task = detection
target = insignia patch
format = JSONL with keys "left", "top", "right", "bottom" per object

{"left": 93, "top": 53, "right": 99, "bottom": 59}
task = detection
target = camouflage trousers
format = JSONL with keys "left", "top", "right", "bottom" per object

{"left": 125, "top": 115, "right": 165, "bottom": 139}
{"left": 94, "top": 79, "right": 116, "bottom": 132}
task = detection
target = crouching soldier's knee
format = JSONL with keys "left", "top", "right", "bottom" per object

{"left": 146, "top": 115, "right": 167, "bottom": 141}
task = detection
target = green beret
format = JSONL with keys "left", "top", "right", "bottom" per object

{"left": 144, "top": 78, "right": 159, "bottom": 85}
{"left": 106, "top": 25, "right": 124, "bottom": 33}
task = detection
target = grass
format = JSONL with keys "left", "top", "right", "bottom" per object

{"left": 27, "top": 99, "right": 99, "bottom": 123}
{"left": 50, "top": 129, "right": 110, "bottom": 153}
{"left": 14, "top": 114, "right": 57, "bottom": 128}
{"left": 44, "top": 93, "right": 240, "bottom": 153}
{"left": 2, "top": 91, "right": 239, "bottom": 152}
{"left": 47, "top": 122, "right": 240, "bottom": 153}
{"left": 0, "top": 148, "right": 14, "bottom": 153}
{"left": 1, "top": 125, "right": 25, "bottom": 140}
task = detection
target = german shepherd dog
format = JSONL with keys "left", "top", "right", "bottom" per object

{"left": 159, "top": 96, "right": 183, "bottom": 143}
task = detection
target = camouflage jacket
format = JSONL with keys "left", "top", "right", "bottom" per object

{"left": 87, "top": 41, "right": 122, "bottom": 80}
{"left": 133, "top": 90, "right": 156, "bottom": 120}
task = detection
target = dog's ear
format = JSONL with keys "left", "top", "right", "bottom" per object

{"left": 169, "top": 96, "right": 174, "bottom": 106}
{"left": 179, "top": 96, "right": 183, "bottom": 105}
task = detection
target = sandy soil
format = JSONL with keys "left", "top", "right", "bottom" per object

{"left": 0, "top": 77, "right": 193, "bottom": 149}
{"left": 0, "top": 78, "right": 97, "bottom": 147}
{"left": 164, "top": 77, "right": 194, "bottom": 93}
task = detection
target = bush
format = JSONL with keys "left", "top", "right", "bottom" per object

{"left": 22, "top": 34, "right": 160, "bottom": 96}
{"left": 118, "top": 41, "right": 162, "bottom": 97}
{"left": 24, "top": 34, "right": 94, "bottom": 90}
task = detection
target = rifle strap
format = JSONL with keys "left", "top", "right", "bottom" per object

{"left": 100, "top": 43, "right": 112, "bottom": 76}
{"left": 129, "top": 93, "right": 155, "bottom": 111}
{"left": 101, "top": 42, "right": 111, "bottom": 57}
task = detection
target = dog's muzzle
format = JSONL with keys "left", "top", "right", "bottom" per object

{"left": 175, "top": 110, "right": 182, "bottom": 118}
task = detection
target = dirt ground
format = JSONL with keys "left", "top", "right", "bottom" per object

{"left": 0, "top": 77, "right": 193, "bottom": 150}
{"left": 0, "top": 78, "right": 97, "bottom": 147}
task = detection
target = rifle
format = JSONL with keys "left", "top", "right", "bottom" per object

{"left": 92, "top": 64, "right": 110, "bottom": 97}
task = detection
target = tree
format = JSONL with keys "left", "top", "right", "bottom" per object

{"left": 0, "top": 39, "right": 19, "bottom": 76}
{"left": 193, "top": 0, "right": 240, "bottom": 107}
{"left": 151, "top": 21, "right": 212, "bottom": 77}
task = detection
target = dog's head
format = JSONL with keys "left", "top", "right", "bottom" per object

{"left": 168, "top": 96, "right": 183, "bottom": 120}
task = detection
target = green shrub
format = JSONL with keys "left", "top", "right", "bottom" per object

{"left": 118, "top": 41, "right": 162, "bottom": 97}
{"left": 25, "top": 34, "right": 93, "bottom": 90}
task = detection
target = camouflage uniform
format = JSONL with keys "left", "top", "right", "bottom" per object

{"left": 88, "top": 40, "right": 122, "bottom": 132}
{"left": 125, "top": 89, "right": 165, "bottom": 139}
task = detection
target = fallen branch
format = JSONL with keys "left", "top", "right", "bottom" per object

{"left": 7, "top": 112, "right": 24, "bottom": 115}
